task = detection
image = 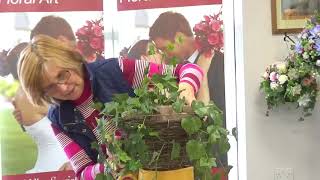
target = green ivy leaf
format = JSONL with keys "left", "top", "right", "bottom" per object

{"left": 127, "top": 160, "right": 142, "bottom": 172}
{"left": 186, "top": 140, "right": 206, "bottom": 160}
{"left": 148, "top": 43, "right": 156, "bottom": 55}
{"left": 149, "top": 131, "right": 160, "bottom": 138}
{"left": 171, "top": 140, "right": 181, "bottom": 160}
{"left": 169, "top": 56, "right": 178, "bottom": 66}
{"left": 200, "top": 157, "right": 216, "bottom": 167}
{"left": 95, "top": 173, "right": 112, "bottom": 180}
{"left": 172, "top": 98, "right": 184, "bottom": 113}
{"left": 117, "top": 149, "right": 131, "bottom": 162}
{"left": 166, "top": 42, "right": 175, "bottom": 51}
{"left": 181, "top": 116, "right": 202, "bottom": 135}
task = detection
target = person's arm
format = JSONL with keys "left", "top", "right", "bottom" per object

{"left": 118, "top": 58, "right": 203, "bottom": 104}
{"left": 51, "top": 124, "right": 105, "bottom": 180}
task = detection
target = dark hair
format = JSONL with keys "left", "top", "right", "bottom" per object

{"left": 127, "top": 40, "right": 149, "bottom": 60}
{"left": 30, "top": 15, "right": 75, "bottom": 41}
{"left": 149, "top": 11, "right": 193, "bottom": 41}
{"left": 0, "top": 42, "right": 28, "bottom": 80}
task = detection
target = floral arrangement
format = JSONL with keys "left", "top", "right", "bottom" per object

{"left": 193, "top": 9, "right": 224, "bottom": 57}
{"left": 76, "top": 18, "right": 104, "bottom": 62}
{"left": 260, "top": 13, "right": 320, "bottom": 119}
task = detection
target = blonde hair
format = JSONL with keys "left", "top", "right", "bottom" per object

{"left": 18, "top": 34, "right": 85, "bottom": 106}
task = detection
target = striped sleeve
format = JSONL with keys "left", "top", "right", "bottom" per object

{"left": 119, "top": 58, "right": 203, "bottom": 93}
{"left": 51, "top": 125, "right": 104, "bottom": 180}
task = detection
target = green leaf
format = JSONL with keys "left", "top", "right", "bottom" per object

{"left": 148, "top": 43, "right": 156, "bottom": 55}
{"left": 168, "top": 56, "right": 178, "bottom": 66}
{"left": 117, "top": 149, "right": 131, "bottom": 162}
{"left": 194, "top": 107, "right": 208, "bottom": 118}
{"left": 127, "top": 160, "right": 142, "bottom": 172}
{"left": 181, "top": 116, "right": 202, "bottom": 135}
{"left": 186, "top": 140, "right": 206, "bottom": 160}
{"left": 199, "top": 157, "right": 216, "bottom": 167}
{"left": 175, "top": 35, "right": 184, "bottom": 44}
{"left": 172, "top": 98, "right": 184, "bottom": 113}
{"left": 171, "top": 140, "right": 181, "bottom": 160}
{"left": 166, "top": 42, "right": 175, "bottom": 51}
{"left": 149, "top": 131, "right": 160, "bottom": 138}
{"left": 191, "top": 101, "right": 205, "bottom": 111}
{"left": 92, "top": 101, "right": 104, "bottom": 111}
{"left": 95, "top": 173, "right": 111, "bottom": 180}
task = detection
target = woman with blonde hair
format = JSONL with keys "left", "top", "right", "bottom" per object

{"left": 0, "top": 42, "right": 68, "bottom": 173}
{"left": 18, "top": 34, "right": 206, "bottom": 179}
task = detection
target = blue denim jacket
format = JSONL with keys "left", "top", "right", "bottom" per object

{"left": 48, "top": 58, "right": 135, "bottom": 162}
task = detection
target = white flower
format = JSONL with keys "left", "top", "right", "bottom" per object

{"left": 292, "top": 85, "right": 302, "bottom": 95}
{"left": 303, "top": 52, "right": 309, "bottom": 59}
{"left": 277, "top": 63, "right": 287, "bottom": 73}
{"left": 301, "top": 33, "right": 308, "bottom": 39}
{"left": 316, "top": 60, "right": 320, "bottom": 66}
{"left": 288, "top": 69, "right": 299, "bottom": 80}
{"left": 297, "top": 94, "right": 311, "bottom": 107}
{"left": 270, "top": 82, "right": 279, "bottom": 90}
{"left": 269, "top": 72, "right": 278, "bottom": 82}
{"left": 309, "top": 39, "right": 315, "bottom": 44}
{"left": 278, "top": 75, "right": 288, "bottom": 84}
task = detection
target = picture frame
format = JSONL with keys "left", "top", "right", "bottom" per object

{"left": 271, "top": 0, "right": 318, "bottom": 34}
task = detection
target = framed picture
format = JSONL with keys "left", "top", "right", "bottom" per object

{"left": 271, "top": 0, "right": 319, "bottom": 34}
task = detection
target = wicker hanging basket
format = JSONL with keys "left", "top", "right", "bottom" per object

{"left": 124, "top": 105, "right": 194, "bottom": 170}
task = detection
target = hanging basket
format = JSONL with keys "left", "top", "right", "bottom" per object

{"left": 123, "top": 105, "right": 194, "bottom": 170}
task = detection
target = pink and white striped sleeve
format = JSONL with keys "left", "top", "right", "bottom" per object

{"left": 51, "top": 125, "right": 104, "bottom": 180}
{"left": 177, "top": 63, "right": 204, "bottom": 93}
{"left": 118, "top": 58, "right": 203, "bottom": 93}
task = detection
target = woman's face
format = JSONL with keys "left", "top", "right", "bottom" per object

{"left": 41, "top": 61, "right": 84, "bottom": 101}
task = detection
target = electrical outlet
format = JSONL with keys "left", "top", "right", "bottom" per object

{"left": 274, "top": 168, "right": 294, "bottom": 180}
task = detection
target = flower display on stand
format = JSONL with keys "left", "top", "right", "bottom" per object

{"left": 76, "top": 18, "right": 104, "bottom": 62}
{"left": 260, "top": 13, "right": 320, "bottom": 120}
{"left": 193, "top": 9, "right": 223, "bottom": 57}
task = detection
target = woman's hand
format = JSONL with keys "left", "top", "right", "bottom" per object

{"left": 178, "top": 82, "right": 196, "bottom": 106}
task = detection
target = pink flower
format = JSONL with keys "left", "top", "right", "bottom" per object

{"left": 76, "top": 27, "right": 88, "bottom": 36}
{"left": 86, "top": 20, "right": 93, "bottom": 28}
{"left": 194, "top": 22, "right": 207, "bottom": 32}
{"left": 93, "top": 26, "right": 103, "bottom": 37}
{"left": 204, "top": 15, "right": 211, "bottom": 23}
{"left": 269, "top": 72, "right": 278, "bottom": 82}
{"left": 114, "top": 130, "right": 122, "bottom": 140}
{"left": 90, "top": 37, "right": 103, "bottom": 50}
{"left": 207, "top": 32, "right": 220, "bottom": 45}
{"left": 211, "top": 20, "right": 221, "bottom": 31}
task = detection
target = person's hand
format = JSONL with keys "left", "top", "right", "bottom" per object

{"left": 58, "top": 162, "right": 73, "bottom": 171}
{"left": 11, "top": 100, "right": 23, "bottom": 124}
{"left": 178, "top": 82, "right": 196, "bottom": 106}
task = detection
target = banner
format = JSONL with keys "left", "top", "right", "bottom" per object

{"left": 0, "top": 0, "right": 103, "bottom": 12}
{"left": 2, "top": 170, "right": 75, "bottom": 180}
{"left": 0, "top": 1, "right": 103, "bottom": 179}
{"left": 117, "top": 0, "right": 222, "bottom": 11}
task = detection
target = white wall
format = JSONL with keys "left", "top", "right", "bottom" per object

{"left": 242, "top": 0, "right": 320, "bottom": 180}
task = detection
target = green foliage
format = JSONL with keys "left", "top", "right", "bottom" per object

{"left": 95, "top": 35, "right": 230, "bottom": 179}
{"left": 0, "top": 79, "right": 19, "bottom": 99}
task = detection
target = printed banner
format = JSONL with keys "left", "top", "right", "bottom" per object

{"left": 2, "top": 170, "right": 75, "bottom": 180}
{"left": 117, "top": 0, "right": 222, "bottom": 11}
{"left": 0, "top": 0, "right": 103, "bottom": 12}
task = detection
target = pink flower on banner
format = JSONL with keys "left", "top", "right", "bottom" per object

{"left": 193, "top": 8, "right": 224, "bottom": 59}
{"left": 93, "top": 26, "right": 103, "bottom": 37}
{"left": 211, "top": 20, "right": 221, "bottom": 31}
{"left": 76, "top": 18, "right": 104, "bottom": 62}
{"left": 208, "top": 33, "right": 220, "bottom": 46}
